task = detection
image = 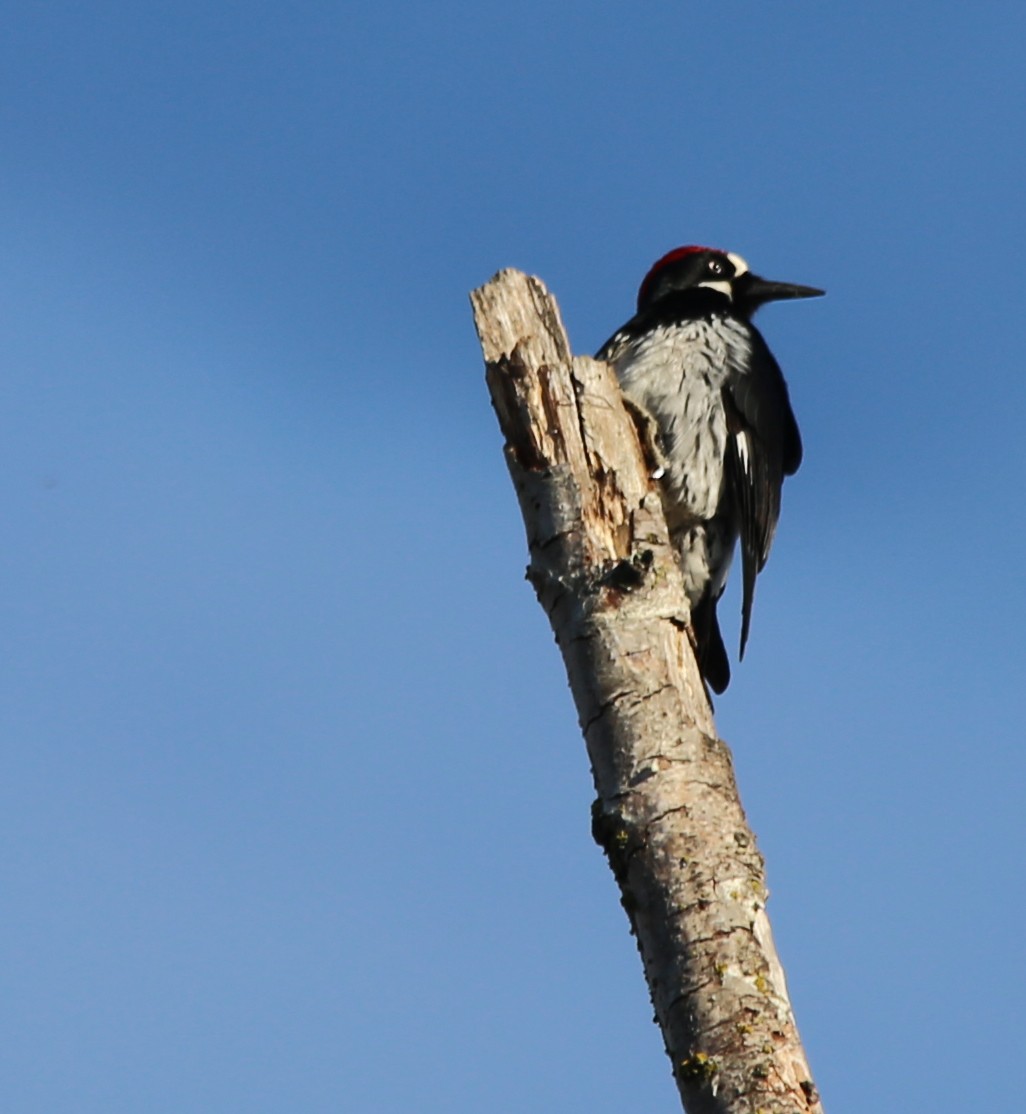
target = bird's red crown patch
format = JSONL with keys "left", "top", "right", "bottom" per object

{"left": 638, "top": 245, "right": 722, "bottom": 306}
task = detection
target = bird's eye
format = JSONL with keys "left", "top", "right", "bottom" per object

{"left": 707, "top": 258, "right": 725, "bottom": 276}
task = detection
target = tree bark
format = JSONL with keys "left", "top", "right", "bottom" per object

{"left": 470, "top": 269, "right": 823, "bottom": 1114}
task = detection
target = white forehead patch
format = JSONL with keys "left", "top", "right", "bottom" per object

{"left": 726, "top": 252, "right": 750, "bottom": 277}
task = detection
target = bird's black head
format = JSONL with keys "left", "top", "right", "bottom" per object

{"left": 637, "top": 246, "right": 825, "bottom": 318}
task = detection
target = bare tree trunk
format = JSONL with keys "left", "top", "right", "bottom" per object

{"left": 470, "top": 269, "right": 823, "bottom": 1114}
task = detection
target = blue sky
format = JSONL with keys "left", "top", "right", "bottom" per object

{"left": 1, "top": 3, "right": 1024, "bottom": 1110}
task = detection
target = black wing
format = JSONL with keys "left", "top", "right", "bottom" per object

{"left": 595, "top": 313, "right": 645, "bottom": 363}
{"left": 723, "top": 328, "right": 802, "bottom": 658}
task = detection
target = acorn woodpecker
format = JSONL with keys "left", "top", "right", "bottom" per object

{"left": 597, "top": 246, "right": 823, "bottom": 693}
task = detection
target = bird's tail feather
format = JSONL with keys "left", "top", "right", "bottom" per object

{"left": 691, "top": 595, "right": 730, "bottom": 695}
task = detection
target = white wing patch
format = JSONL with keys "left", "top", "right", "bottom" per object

{"left": 734, "top": 430, "right": 751, "bottom": 475}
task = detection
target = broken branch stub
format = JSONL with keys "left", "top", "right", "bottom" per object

{"left": 470, "top": 268, "right": 822, "bottom": 1114}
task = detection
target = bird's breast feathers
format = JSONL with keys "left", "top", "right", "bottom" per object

{"left": 606, "top": 316, "right": 754, "bottom": 520}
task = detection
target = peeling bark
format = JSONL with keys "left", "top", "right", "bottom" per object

{"left": 470, "top": 269, "right": 823, "bottom": 1114}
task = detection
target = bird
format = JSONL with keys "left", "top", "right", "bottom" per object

{"left": 596, "top": 246, "right": 823, "bottom": 693}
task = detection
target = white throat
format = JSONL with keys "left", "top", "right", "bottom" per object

{"left": 697, "top": 279, "right": 733, "bottom": 298}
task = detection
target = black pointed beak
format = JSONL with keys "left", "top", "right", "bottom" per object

{"left": 738, "top": 272, "right": 825, "bottom": 309}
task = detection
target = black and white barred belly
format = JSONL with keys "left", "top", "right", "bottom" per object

{"left": 601, "top": 314, "right": 754, "bottom": 605}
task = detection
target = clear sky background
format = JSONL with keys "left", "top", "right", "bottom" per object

{"left": 1, "top": 3, "right": 1023, "bottom": 1111}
